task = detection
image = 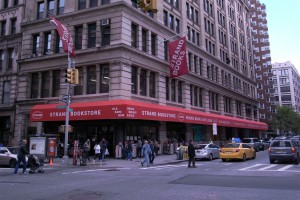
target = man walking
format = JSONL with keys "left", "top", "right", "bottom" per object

{"left": 14, "top": 139, "right": 29, "bottom": 175}
{"left": 188, "top": 139, "right": 196, "bottom": 168}
{"left": 137, "top": 137, "right": 142, "bottom": 158}
{"left": 141, "top": 140, "right": 151, "bottom": 167}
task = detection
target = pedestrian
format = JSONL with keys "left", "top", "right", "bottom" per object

{"left": 154, "top": 139, "right": 159, "bottom": 155}
{"left": 14, "top": 139, "right": 29, "bottom": 175}
{"left": 83, "top": 139, "right": 91, "bottom": 162}
{"left": 100, "top": 138, "right": 107, "bottom": 163}
{"left": 141, "top": 140, "right": 151, "bottom": 167}
{"left": 126, "top": 141, "right": 133, "bottom": 161}
{"left": 137, "top": 137, "right": 142, "bottom": 158}
{"left": 93, "top": 142, "right": 101, "bottom": 164}
{"left": 149, "top": 140, "right": 156, "bottom": 165}
{"left": 188, "top": 139, "right": 197, "bottom": 168}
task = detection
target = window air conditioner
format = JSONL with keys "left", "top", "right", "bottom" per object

{"left": 101, "top": 19, "right": 110, "bottom": 26}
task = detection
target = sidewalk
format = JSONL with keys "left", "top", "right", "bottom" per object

{"left": 45, "top": 154, "right": 187, "bottom": 168}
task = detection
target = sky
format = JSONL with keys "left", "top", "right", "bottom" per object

{"left": 259, "top": 0, "right": 300, "bottom": 71}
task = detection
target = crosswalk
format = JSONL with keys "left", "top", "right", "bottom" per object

{"left": 239, "top": 164, "right": 299, "bottom": 172}
{"left": 140, "top": 164, "right": 189, "bottom": 170}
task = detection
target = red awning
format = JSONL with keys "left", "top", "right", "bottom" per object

{"left": 30, "top": 99, "right": 268, "bottom": 130}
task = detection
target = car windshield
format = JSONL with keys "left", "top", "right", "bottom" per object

{"left": 243, "top": 139, "right": 252, "bottom": 143}
{"left": 223, "top": 143, "right": 240, "bottom": 148}
{"left": 271, "top": 141, "right": 292, "bottom": 147}
{"left": 195, "top": 145, "right": 207, "bottom": 149}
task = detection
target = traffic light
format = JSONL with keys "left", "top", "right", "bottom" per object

{"left": 65, "top": 68, "right": 72, "bottom": 84}
{"left": 138, "top": 0, "right": 158, "bottom": 13}
{"left": 65, "top": 68, "right": 79, "bottom": 85}
{"left": 72, "top": 68, "right": 79, "bottom": 85}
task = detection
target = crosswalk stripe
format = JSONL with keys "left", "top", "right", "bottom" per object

{"left": 239, "top": 164, "right": 264, "bottom": 171}
{"left": 140, "top": 164, "right": 189, "bottom": 170}
{"left": 258, "top": 164, "right": 278, "bottom": 170}
{"left": 277, "top": 165, "right": 294, "bottom": 171}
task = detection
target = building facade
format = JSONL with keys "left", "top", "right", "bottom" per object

{"left": 272, "top": 61, "right": 300, "bottom": 113}
{"left": 249, "top": 0, "right": 275, "bottom": 135}
{"left": 5, "top": 0, "right": 267, "bottom": 154}
{"left": 0, "top": 0, "right": 24, "bottom": 146}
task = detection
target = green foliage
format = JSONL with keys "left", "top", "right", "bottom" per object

{"left": 270, "top": 106, "right": 300, "bottom": 134}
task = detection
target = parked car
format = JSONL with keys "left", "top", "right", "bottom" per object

{"left": 268, "top": 139, "right": 300, "bottom": 164}
{"left": 194, "top": 143, "right": 220, "bottom": 161}
{"left": 260, "top": 138, "right": 272, "bottom": 149}
{"left": 242, "top": 138, "right": 264, "bottom": 152}
{"left": 0, "top": 147, "right": 28, "bottom": 168}
{"left": 220, "top": 143, "right": 256, "bottom": 162}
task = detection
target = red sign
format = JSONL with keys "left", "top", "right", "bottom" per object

{"left": 50, "top": 16, "right": 75, "bottom": 57}
{"left": 30, "top": 100, "right": 268, "bottom": 130}
{"left": 168, "top": 37, "right": 189, "bottom": 78}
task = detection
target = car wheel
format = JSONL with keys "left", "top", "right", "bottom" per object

{"left": 9, "top": 159, "right": 16, "bottom": 168}
{"left": 270, "top": 158, "right": 275, "bottom": 164}
{"left": 252, "top": 152, "right": 256, "bottom": 159}
{"left": 255, "top": 147, "right": 259, "bottom": 152}
{"left": 222, "top": 158, "right": 227, "bottom": 162}
{"left": 242, "top": 154, "right": 246, "bottom": 161}
{"left": 209, "top": 154, "right": 213, "bottom": 161}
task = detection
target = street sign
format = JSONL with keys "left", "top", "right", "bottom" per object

{"left": 56, "top": 105, "right": 66, "bottom": 109}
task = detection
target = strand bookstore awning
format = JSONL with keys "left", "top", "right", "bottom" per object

{"left": 30, "top": 99, "right": 268, "bottom": 130}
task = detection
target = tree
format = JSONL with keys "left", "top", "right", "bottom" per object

{"left": 270, "top": 106, "right": 300, "bottom": 135}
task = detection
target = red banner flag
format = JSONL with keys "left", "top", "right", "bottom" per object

{"left": 50, "top": 16, "right": 75, "bottom": 57}
{"left": 168, "top": 37, "right": 189, "bottom": 78}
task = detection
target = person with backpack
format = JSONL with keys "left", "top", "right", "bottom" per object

{"left": 141, "top": 140, "right": 151, "bottom": 167}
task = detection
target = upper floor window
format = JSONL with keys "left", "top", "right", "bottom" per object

{"left": 31, "top": 73, "right": 39, "bottom": 99}
{"left": 100, "top": 64, "right": 109, "bottom": 93}
{"left": 2, "top": 81, "right": 10, "bottom": 104}
{"left": 52, "top": 70, "right": 61, "bottom": 97}
{"left": 131, "top": 66, "right": 137, "bottom": 94}
{"left": 10, "top": 18, "right": 17, "bottom": 34}
{"left": 78, "top": 0, "right": 86, "bottom": 10}
{"left": 151, "top": 33, "right": 156, "bottom": 56}
{"left": 1, "top": 21, "right": 6, "bottom": 36}
{"left": 7, "top": 48, "right": 14, "bottom": 70}
{"left": 0, "top": 50, "right": 3, "bottom": 72}
{"left": 48, "top": 0, "right": 55, "bottom": 16}
{"left": 75, "top": 26, "right": 83, "bottom": 50}
{"left": 41, "top": 71, "right": 50, "bottom": 98}
{"left": 14, "top": 0, "right": 19, "bottom": 6}
{"left": 44, "top": 32, "right": 51, "bottom": 55}
{"left": 101, "top": 24, "right": 110, "bottom": 46}
{"left": 140, "top": 69, "right": 147, "bottom": 96}
{"left": 88, "top": 23, "right": 96, "bottom": 48}
{"left": 142, "top": 29, "right": 147, "bottom": 52}
{"left": 4, "top": 0, "right": 9, "bottom": 9}
{"left": 55, "top": 31, "right": 63, "bottom": 53}
{"left": 57, "top": 0, "right": 64, "bottom": 15}
{"left": 131, "top": 23, "right": 138, "bottom": 48}
{"left": 37, "top": 2, "right": 45, "bottom": 19}
{"left": 87, "top": 66, "right": 96, "bottom": 94}
{"left": 90, "top": 0, "right": 98, "bottom": 7}
{"left": 32, "top": 34, "right": 40, "bottom": 55}
{"left": 149, "top": 72, "right": 155, "bottom": 98}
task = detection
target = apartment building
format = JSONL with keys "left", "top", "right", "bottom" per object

{"left": 272, "top": 61, "right": 300, "bottom": 113}
{"left": 0, "top": 0, "right": 24, "bottom": 146}
{"left": 249, "top": 0, "right": 275, "bottom": 130}
{"left": 8, "top": 0, "right": 267, "bottom": 152}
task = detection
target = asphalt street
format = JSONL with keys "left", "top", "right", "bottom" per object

{"left": 0, "top": 151, "right": 300, "bottom": 200}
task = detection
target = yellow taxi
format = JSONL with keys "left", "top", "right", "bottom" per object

{"left": 220, "top": 143, "right": 256, "bottom": 162}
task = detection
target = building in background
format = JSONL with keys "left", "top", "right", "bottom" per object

{"left": 0, "top": 0, "right": 24, "bottom": 146}
{"left": 249, "top": 0, "right": 276, "bottom": 136}
{"left": 1, "top": 0, "right": 267, "bottom": 153}
{"left": 272, "top": 61, "right": 300, "bottom": 114}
